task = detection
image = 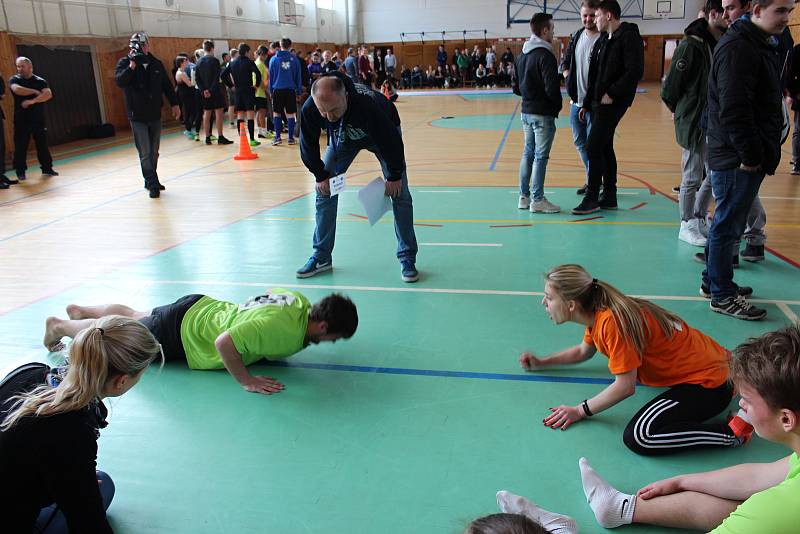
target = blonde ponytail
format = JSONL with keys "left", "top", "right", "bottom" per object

{"left": 1, "top": 316, "right": 161, "bottom": 431}
{"left": 545, "top": 264, "right": 684, "bottom": 356}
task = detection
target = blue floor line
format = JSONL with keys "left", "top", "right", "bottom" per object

{"left": 267, "top": 360, "right": 615, "bottom": 385}
{"left": 489, "top": 100, "right": 520, "bottom": 171}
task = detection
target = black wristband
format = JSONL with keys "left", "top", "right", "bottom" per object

{"left": 582, "top": 399, "right": 593, "bottom": 417}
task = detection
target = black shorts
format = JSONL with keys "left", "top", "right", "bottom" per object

{"left": 254, "top": 96, "right": 269, "bottom": 110}
{"left": 201, "top": 87, "right": 225, "bottom": 110}
{"left": 234, "top": 88, "right": 256, "bottom": 111}
{"left": 139, "top": 294, "right": 204, "bottom": 362}
{"left": 272, "top": 89, "right": 297, "bottom": 115}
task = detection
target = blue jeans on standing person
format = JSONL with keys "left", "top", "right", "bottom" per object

{"left": 131, "top": 119, "right": 162, "bottom": 189}
{"left": 35, "top": 471, "right": 115, "bottom": 533}
{"left": 312, "top": 131, "right": 418, "bottom": 264}
{"left": 569, "top": 103, "right": 591, "bottom": 176}
{"left": 519, "top": 113, "right": 556, "bottom": 202}
{"left": 702, "top": 167, "right": 765, "bottom": 300}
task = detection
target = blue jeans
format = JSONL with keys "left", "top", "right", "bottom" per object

{"left": 702, "top": 167, "right": 765, "bottom": 300}
{"left": 131, "top": 119, "right": 162, "bottom": 188}
{"left": 518, "top": 113, "right": 556, "bottom": 201}
{"left": 312, "top": 134, "right": 418, "bottom": 264}
{"left": 569, "top": 103, "right": 591, "bottom": 178}
{"left": 35, "top": 471, "right": 115, "bottom": 533}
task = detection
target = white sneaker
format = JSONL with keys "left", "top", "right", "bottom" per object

{"left": 531, "top": 197, "right": 561, "bottom": 214}
{"left": 518, "top": 195, "right": 530, "bottom": 209}
{"left": 679, "top": 219, "right": 707, "bottom": 247}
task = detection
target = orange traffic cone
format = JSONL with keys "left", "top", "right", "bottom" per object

{"left": 233, "top": 122, "right": 258, "bottom": 160}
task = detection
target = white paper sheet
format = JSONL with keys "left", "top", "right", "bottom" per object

{"left": 357, "top": 176, "right": 392, "bottom": 226}
{"left": 330, "top": 174, "right": 346, "bottom": 196}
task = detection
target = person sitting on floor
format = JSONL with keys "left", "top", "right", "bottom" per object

{"left": 520, "top": 263, "right": 752, "bottom": 456}
{"left": 1, "top": 317, "right": 162, "bottom": 533}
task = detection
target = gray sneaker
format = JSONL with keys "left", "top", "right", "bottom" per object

{"left": 531, "top": 197, "right": 561, "bottom": 214}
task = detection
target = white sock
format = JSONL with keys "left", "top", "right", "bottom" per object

{"left": 496, "top": 491, "right": 578, "bottom": 534}
{"left": 579, "top": 458, "right": 635, "bottom": 528}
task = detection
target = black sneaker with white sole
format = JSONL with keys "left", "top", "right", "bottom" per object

{"left": 572, "top": 197, "right": 601, "bottom": 215}
{"left": 700, "top": 284, "right": 753, "bottom": 299}
{"left": 741, "top": 244, "right": 765, "bottom": 262}
{"left": 710, "top": 295, "right": 766, "bottom": 320}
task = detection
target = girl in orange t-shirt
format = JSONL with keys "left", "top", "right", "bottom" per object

{"left": 520, "top": 264, "right": 751, "bottom": 456}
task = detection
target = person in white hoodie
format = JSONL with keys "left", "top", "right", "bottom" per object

{"left": 512, "top": 13, "right": 564, "bottom": 214}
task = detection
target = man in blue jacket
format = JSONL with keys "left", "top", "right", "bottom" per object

{"left": 513, "top": 13, "right": 563, "bottom": 214}
{"left": 269, "top": 37, "right": 302, "bottom": 146}
{"left": 297, "top": 72, "right": 419, "bottom": 283}
{"left": 115, "top": 32, "right": 180, "bottom": 198}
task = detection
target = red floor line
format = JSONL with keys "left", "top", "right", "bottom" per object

{"left": 348, "top": 213, "right": 369, "bottom": 219}
{"left": 490, "top": 223, "right": 533, "bottom": 228}
{"left": 570, "top": 216, "right": 604, "bottom": 222}
{"left": 629, "top": 202, "right": 647, "bottom": 210}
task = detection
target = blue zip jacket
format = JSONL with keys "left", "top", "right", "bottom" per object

{"left": 268, "top": 50, "right": 301, "bottom": 94}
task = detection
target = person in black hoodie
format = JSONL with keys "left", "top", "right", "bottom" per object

{"left": 115, "top": 32, "right": 180, "bottom": 198}
{"left": 297, "top": 71, "right": 419, "bottom": 283}
{"left": 572, "top": 0, "right": 643, "bottom": 214}
{"left": 0, "top": 316, "right": 161, "bottom": 533}
{"left": 701, "top": 0, "right": 794, "bottom": 321}
{"left": 513, "top": 13, "right": 563, "bottom": 214}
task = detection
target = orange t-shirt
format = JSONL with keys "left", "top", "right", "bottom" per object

{"left": 582, "top": 308, "right": 729, "bottom": 388}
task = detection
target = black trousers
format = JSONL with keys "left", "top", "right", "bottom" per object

{"left": 622, "top": 382, "right": 737, "bottom": 456}
{"left": 1, "top": 118, "right": 5, "bottom": 175}
{"left": 13, "top": 120, "right": 52, "bottom": 174}
{"left": 585, "top": 103, "right": 627, "bottom": 199}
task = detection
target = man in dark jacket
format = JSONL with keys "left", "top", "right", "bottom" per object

{"left": 572, "top": 0, "right": 644, "bottom": 214}
{"left": 297, "top": 72, "right": 419, "bottom": 283}
{"left": 561, "top": 0, "right": 601, "bottom": 195}
{"left": 701, "top": 0, "right": 794, "bottom": 320}
{"left": 513, "top": 13, "right": 563, "bottom": 213}
{"left": 661, "top": 0, "right": 727, "bottom": 248}
{"left": 115, "top": 32, "right": 180, "bottom": 198}
{"left": 789, "top": 42, "right": 800, "bottom": 174}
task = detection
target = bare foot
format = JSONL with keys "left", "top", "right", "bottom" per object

{"left": 43, "top": 316, "right": 65, "bottom": 352}
{"left": 66, "top": 304, "right": 83, "bottom": 320}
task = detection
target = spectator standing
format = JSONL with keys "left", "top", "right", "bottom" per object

{"left": 114, "top": 33, "right": 179, "bottom": 198}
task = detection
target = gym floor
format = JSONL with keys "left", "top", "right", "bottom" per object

{"left": 1, "top": 86, "right": 798, "bottom": 532}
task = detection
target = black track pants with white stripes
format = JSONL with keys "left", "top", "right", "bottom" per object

{"left": 622, "top": 382, "right": 737, "bottom": 456}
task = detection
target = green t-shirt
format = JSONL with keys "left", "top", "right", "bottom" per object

{"left": 710, "top": 453, "right": 800, "bottom": 534}
{"left": 255, "top": 58, "right": 268, "bottom": 98}
{"left": 180, "top": 289, "right": 310, "bottom": 370}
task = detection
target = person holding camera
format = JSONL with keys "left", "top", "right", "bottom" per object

{"left": 115, "top": 32, "right": 180, "bottom": 199}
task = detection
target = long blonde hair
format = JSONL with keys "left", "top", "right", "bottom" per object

{"left": 545, "top": 264, "right": 683, "bottom": 356}
{"left": 1, "top": 316, "right": 161, "bottom": 431}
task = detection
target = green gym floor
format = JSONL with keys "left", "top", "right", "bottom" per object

{"left": 2, "top": 184, "right": 798, "bottom": 533}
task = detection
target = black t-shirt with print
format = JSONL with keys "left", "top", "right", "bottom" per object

{"left": 9, "top": 74, "right": 49, "bottom": 123}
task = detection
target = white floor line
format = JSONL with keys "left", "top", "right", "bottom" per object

{"left": 507, "top": 191, "right": 639, "bottom": 195}
{"left": 760, "top": 196, "right": 800, "bottom": 201}
{"left": 145, "top": 280, "right": 800, "bottom": 306}
{"left": 419, "top": 243, "right": 503, "bottom": 247}
{"left": 777, "top": 303, "right": 799, "bottom": 322}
